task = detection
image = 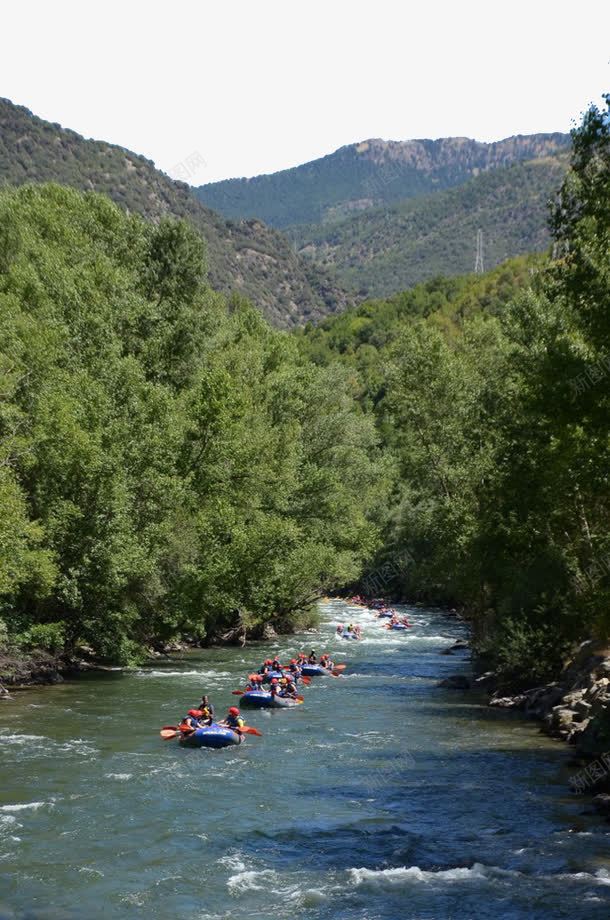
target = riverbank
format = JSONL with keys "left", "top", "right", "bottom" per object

{"left": 4, "top": 599, "right": 610, "bottom": 920}
{"left": 350, "top": 593, "right": 610, "bottom": 808}
{"left": 483, "top": 641, "right": 610, "bottom": 807}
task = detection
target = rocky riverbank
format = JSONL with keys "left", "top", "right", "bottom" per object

{"left": 0, "top": 649, "right": 70, "bottom": 694}
{"left": 437, "top": 638, "right": 610, "bottom": 811}
{"left": 486, "top": 641, "right": 610, "bottom": 806}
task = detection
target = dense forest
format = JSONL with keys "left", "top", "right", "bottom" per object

{"left": 0, "top": 98, "right": 349, "bottom": 328}
{"left": 290, "top": 155, "right": 567, "bottom": 298}
{"left": 0, "top": 97, "right": 608, "bottom": 691}
{"left": 0, "top": 185, "right": 384, "bottom": 665}
{"left": 298, "top": 96, "right": 610, "bottom": 686}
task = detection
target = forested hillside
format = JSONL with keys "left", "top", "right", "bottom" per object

{"left": 298, "top": 96, "right": 610, "bottom": 687}
{"left": 0, "top": 184, "right": 384, "bottom": 665}
{"left": 290, "top": 156, "right": 568, "bottom": 298}
{"left": 196, "top": 133, "right": 570, "bottom": 228}
{"left": 0, "top": 98, "right": 350, "bottom": 328}
{"left": 1, "top": 95, "right": 607, "bottom": 693}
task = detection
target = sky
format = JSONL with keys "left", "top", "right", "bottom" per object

{"left": 1, "top": 0, "right": 609, "bottom": 185}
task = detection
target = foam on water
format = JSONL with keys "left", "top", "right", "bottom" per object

{"left": 0, "top": 802, "right": 51, "bottom": 813}
{"left": 349, "top": 863, "right": 490, "bottom": 886}
{"left": 135, "top": 669, "right": 232, "bottom": 679}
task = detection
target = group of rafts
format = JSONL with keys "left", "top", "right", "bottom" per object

{"left": 348, "top": 596, "right": 412, "bottom": 631}
{"left": 159, "top": 651, "right": 346, "bottom": 751}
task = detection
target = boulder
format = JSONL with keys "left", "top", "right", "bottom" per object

{"left": 474, "top": 671, "right": 496, "bottom": 688}
{"left": 489, "top": 695, "right": 526, "bottom": 709}
{"left": 450, "top": 639, "right": 469, "bottom": 651}
{"left": 567, "top": 720, "right": 591, "bottom": 743}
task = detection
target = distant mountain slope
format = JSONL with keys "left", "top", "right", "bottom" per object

{"left": 195, "top": 134, "right": 570, "bottom": 229}
{"left": 287, "top": 155, "right": 568, "bottom": 299}
{"left": 0, "top": 98, "right": 349, "bottom": 327}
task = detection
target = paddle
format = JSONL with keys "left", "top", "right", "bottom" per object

{"left": 160, "top": 727, "right": 179, "bottom": 740}
{"left": 159, "top": 724, "right": 262, "bottom": 739}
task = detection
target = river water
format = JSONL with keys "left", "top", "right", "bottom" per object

{"left": 1, "top": 600, "right": 609, "bottom": 919}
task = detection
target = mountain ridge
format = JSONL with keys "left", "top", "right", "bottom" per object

{"left": 0, "top": 97, "right": 350, "bottom": 328}
{"left": 195, "top": 132, "right": 571, "bottom": 229}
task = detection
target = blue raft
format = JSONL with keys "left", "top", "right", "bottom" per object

{"left": 260, "top": 670, "right": 284, "bottom": 683}
{"left": 239, "top": 690, "right": 301, "bottom": 709}
{"left": 300, "top": 663, "right": 330, "bottom": 677}
{"left": 388, "top": 622, "right": 409, "bottom": 630}
{"left": 340, "top": 631, "right": 359, "bottom": 640}
{"left": 179, "top": 723, "right": 243, "bottom": 748}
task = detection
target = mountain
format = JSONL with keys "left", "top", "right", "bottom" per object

{"left": 287, "top": 154, "right": 568, "bottom": 299}
{"left": 195, "top": 134, "right": 571, "bottom": 229}
{"left": 0, "top": 98, "right": 350, "bottom": 328}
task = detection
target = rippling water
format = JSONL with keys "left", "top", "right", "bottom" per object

{"left": 1, "top": 600, "right": 609, "bottom": 919}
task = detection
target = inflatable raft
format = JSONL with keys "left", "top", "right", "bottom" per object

{"left": 387, "top": 622, "right": 409, "bottom": 630}
{"left": 179, "top": 723, "right": 242, "bottom": 748}
{"left": 260, "top": 670, "right": 284, "bottom": 683}
{"left": 301, "top": 663, "right": 331, "bottom": 677}
{"left": 340, "top": 631, "right": 359, "bottom": 640}
{"left": 239, "top": 690, "right": 301, "bottom": 709}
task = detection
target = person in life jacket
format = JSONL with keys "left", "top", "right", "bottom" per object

{"left": 222, "top": 706, "right": 245, "bottom": 733}
{"left": 297, "top": 652, "right": 307, "bottom": 664}
{"left": 179, "top": 709, "right": 203, "bottom": 734}
{"left": 288, "top": 659, "right": 302, "bottom": 680}
{"left": 245, "top": 675, "right": 263, "bottom": 691}
{"left": 320, "top": 653, "right": 334, "bottom": 670}
{"left": 198, "top": 695, "right": 214, "bottom": 724}
{"left": 269, "top": 677, "right": 281, "bottom": 698}
{"left": 271, "top": 656, "right": 282, "bottom": 672}
{"left": 307, "top": 650, "right": 317, "bottom": 664}
{"left": 259, "top": 659, "right": 273, "bottom": 675}
{"left": 281, "top": 676, "right": 298, "bottom": 698}
{"left": 336, "top": 624, "right": 344, "bottom": 635}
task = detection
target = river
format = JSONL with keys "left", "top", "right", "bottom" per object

{"left": 1, "top": 600, "right": 609, "bottom": 919}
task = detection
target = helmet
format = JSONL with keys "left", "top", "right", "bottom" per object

{"left": 271, "top": 678, "right": 278, "bottom": 684}
{"left": 229, "top": 706, "right": 239, "bottom": 715}
{"left": 188, "top": 709, "right": 202, "bottom": 717}
{"left": 290, "top": 658, "right": 297, "bottom": 664}
{"left": 265, "top": 659, "right": 272, "bottom": 665}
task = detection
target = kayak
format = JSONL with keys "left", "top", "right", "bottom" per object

{"left": 179, "top": 723, "right": 243, "bottom": 748}
{"left": 239, "top": 691, "right": 301, "bottom": 709}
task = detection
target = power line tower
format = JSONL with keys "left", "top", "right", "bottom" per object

{"left": 474, "top": 229, "right": 484, "bottom": 274}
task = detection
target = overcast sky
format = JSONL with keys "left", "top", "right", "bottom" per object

{"left": 2, "top": 0, "right": 608, "bottom": 184}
